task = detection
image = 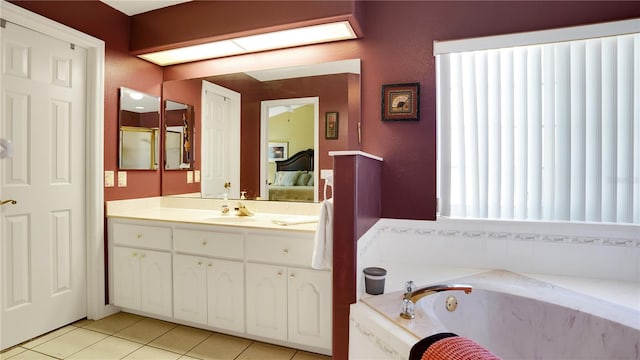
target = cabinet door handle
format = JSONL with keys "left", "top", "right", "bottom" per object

{"left": 136, "top": 233, "right": 143, "bottom": 239}
{"left": 277, "top": 271, "right": 283, "bottom": 277}
{"left": 140, "top": 253, "right": 146, "bottom": 259}
{"left": 207, "top": 263, "right": 213, "bottom": 267}
{"left": 282, "top": 249, "right": 289, "bottom": 255}
{"left": 202, "top": 240, "right": 207, "bottom": 246}
{"left": 132, "top": 252, "right": 138, "bottom": 257}
{"left": 290, "top": 273, "right": 296, "bottom": 279}
{"left": 197, "top": 260, "right": 202, "bottom": 266}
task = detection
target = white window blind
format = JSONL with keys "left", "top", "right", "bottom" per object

{"left": 436, "top": 22, "right": 639, "bottom": 224}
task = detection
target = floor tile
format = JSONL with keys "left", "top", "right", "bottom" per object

{"left": 123, "top": 346, "right": 182, "bottom": 360}
{"left": 115, "top": 318, "right": 177, "bottom": 344}
{"left": 178, "top": 356, "right": 200, "bottom": 360}
{"left": 149, "top": 325, "right": 211, "bottom": 354}
{"left": 186, "top": 332, "right": 252, "bottom": 360}
{"left": 236, "top": 342, "right": 296, "bottom": 360}
{"left": 72, "top": 318, "right": 92, "bottom": 328}
{"left": 291, "top": 351, "right": 332, "bottom": 360}
{"left": 80, "top": 312, "right": 145, "bottom": 335}
{"left": 31, "top": 328, "right": 108, "bottom": 359}
{"left": 0, "top": 347, "right": 27, "bottom": 359}
{"left": 2, "top": 350, "right": 57, "bottom": 359}
{"left": 21, "top": 325, "right": 77, "bottom": 349}
{"left": 66, "top": 336, "right": 142, "bottom": 359}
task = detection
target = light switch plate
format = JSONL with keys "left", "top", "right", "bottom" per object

{"left": 117, "top": 171, "right": 127, "bottom": 187}
{"left": 320, "top": 169, "right": 333, "bottom": 180}
{"left": 104, "top": 171, "right": 114, "bottom": 187}
{"left": 187, "top": 171, "right": 194, "bottom": 184}
{"left": 194, "top": 170, "right": 201, "bottom": 183}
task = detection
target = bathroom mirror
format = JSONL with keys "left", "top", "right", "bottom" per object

{"left": 164, "top": 100, "right": 195, "bottom": 170}
{"left": 161, "top": 59, "right": 361, "bottom": 200}
{"left": 118, "top": 87, "right": 160, "bottom": 170}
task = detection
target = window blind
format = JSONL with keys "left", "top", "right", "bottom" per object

{"left": 437, "top": 27, "right": 639, "bottom": 224}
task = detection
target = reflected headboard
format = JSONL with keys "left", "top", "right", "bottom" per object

{"left": 275, "top": 149, "right": 314, "bottom": 172}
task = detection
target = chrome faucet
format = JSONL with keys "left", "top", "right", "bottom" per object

{"left": 400, "top": 283, "right": 472, "bottom": 319}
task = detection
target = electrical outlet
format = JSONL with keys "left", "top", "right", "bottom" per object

{"left": 104, "top": 171, "right": 114, "bottom": 187}
{"left": 320, "top": 169, "right": 333, "bottom": 180}
{"left": 117, "top": 171, "right": 127, "bottom": 187}
{"left": 194, "top": 170, "right": 201, "bottom": 183}
{"left": 187, "top": 171, "right": 194, "bottom": 184}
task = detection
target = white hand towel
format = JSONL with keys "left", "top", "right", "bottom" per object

{"left": 312, "top": 198, "right": 333, "bottom": 270}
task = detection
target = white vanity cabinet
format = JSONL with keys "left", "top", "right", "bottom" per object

{"left": 245, "top": 232, "right": 332, "bottom": 350}
{"left": 108, "top": 216, "right": 331, "bottom": 355}
{"left": 173, "top": 227, "right": 244, "bottom": 333}
{"left": 111, "top": 222, "right": 173, "bottom": 318}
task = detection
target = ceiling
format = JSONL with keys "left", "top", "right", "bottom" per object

{"left": 100, "top": 0, "right": 191, "bottom": 16}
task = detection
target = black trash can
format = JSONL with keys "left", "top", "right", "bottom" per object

{"left": 363, "top": 267, "right": 387, "bottom": 295}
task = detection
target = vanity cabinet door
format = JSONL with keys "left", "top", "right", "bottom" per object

{"left": 173, "top": 254, "right": 207, "bottom": 324}
{"left": 207, "top": 259, "right": 244, "bottom": 333}
{"left": 287, "top": 268, "right": 332, "bottom": 349}
{"left": 113, "top": 246, "right": 172, "bottom": 318}
{"left": 245, "top": 263, "right": 287, "bottom": 341}
{"left": 113, "top": 246, "right": 142, "bottom": 310}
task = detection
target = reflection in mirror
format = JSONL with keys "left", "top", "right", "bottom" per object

{"left": 261, "top": 98, "right": 318, "bottom": 202}
{"left": 161, "top": 59, "right": 361, "bottom": 201}
{"left": 164, "top": 100, "right": 195, "bottom": 170}
{"left": 119, "top": 87, "right": 160, "bottom": 170}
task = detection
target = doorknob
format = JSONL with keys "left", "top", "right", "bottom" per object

{"left": 0, "top": 199, "right": 17, "bottom": 206}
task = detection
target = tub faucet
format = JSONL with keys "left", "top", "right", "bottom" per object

{"left": 400, "top": 283, "right": 472, "bottom": 319}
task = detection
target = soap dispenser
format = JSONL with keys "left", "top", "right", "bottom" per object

{"left": 221, "top": 193, "right": 230, "bottom": 215}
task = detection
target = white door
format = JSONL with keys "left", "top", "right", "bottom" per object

{"left": 112, "top": 247, "right": 142, "bottom": 311}
{"left": 201, "top": 81, "right": 240, "bottom": 199}
{"left": 207, "top": 258, "right": 244, "bottom": 332}
{"left": 287, "top": 268, "right": 332, "bottom": 349}
{"left": 245, "top": 263, "right": 287, "bottom": 341}
{"left": 1, "top": 21, "right": 87, "bottom": 349}
{"left": 173, "top": 254, "right": 207, "bottom": 324}
{"left": 139, "top": 249, "right": 172, "bottom": 317}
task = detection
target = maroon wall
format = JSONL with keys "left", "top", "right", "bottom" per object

{"left": 156, "top": 1, "right": 640, "bottom": 220}
{"left": 332, "top": 154, "right": 382, "bottom": 360}
{"left": 10, "top": 0, "right": 164, "bottom": 201}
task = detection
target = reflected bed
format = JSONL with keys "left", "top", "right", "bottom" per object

{"left": 269, "top": 149, "right": 314, "bottom": 202}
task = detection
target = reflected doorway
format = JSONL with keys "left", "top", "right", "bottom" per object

{"left": 260, "top": 97, "right": 319, "bottom": 202}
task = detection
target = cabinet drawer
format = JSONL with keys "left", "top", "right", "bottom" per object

{"left": 174, "top": 228, "right": 243, "bottom": 259}
{"left": 246, "top": 233, "right": 313, "bottom": 267}
{"left": 112, "top": 222, "right": 171, "bottom": 250}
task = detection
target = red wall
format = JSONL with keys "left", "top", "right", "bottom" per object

{"left": 10, "top": 0, "right": 164, "bottom": 201}
{"left": 13, "top": 0, "right": 640, "bottom": 214}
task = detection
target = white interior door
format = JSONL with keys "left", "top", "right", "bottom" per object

{"left": 1, "top": 20, "right": 87, "bottom": 350}
{"left": 201, "top": 81, "right": 240, "bottom": 199}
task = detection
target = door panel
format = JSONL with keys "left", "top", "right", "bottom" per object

{"left": 1, "top": 21, "right": 87, "bottom": 349}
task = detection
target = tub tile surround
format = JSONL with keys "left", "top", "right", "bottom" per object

{"left": 351, "top": 217, "right": 640, "bottom": 359}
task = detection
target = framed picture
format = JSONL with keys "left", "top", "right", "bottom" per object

{"left": 381, "top": 82, "right": 420, "bottom": 121}
{"left": 268, "top": 142, "right": 288, "bottom": 162}
{"left": 325, "top": 111, "right": 339, "bottom": 139}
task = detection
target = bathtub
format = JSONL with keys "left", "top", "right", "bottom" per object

{"left": 353, "top": 270, "right": 640, "bottom": 360}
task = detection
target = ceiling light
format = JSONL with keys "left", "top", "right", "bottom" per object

{"left": 138, "top": 21, "right": 357, "bottom": 66}
{"left": 129, "top": 92, "right": 144, "bottom": 100}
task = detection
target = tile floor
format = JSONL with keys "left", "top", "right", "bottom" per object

{"left": 1, "top": 312, "right": 331, "bottom": 360}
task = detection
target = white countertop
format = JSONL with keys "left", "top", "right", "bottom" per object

{"left": 106, "top": 197, "right": 320, "bottom": 232}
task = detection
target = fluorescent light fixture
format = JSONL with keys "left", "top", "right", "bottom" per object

{"left": 139, "top": 21, "right": 357, "bottom": 66}
{"left": 129, "top": 92, "right": 144, "bottom": 100}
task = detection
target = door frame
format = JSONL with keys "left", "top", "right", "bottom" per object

{"left": 259, "top": 97, "right": 319, "bottom": 201}
{"left": 1, "top": 1, "right": 109, "bottom": 320}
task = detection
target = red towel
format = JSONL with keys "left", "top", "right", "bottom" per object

{"left": 420, "top": 335, "right": 501, "bottom": 360}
